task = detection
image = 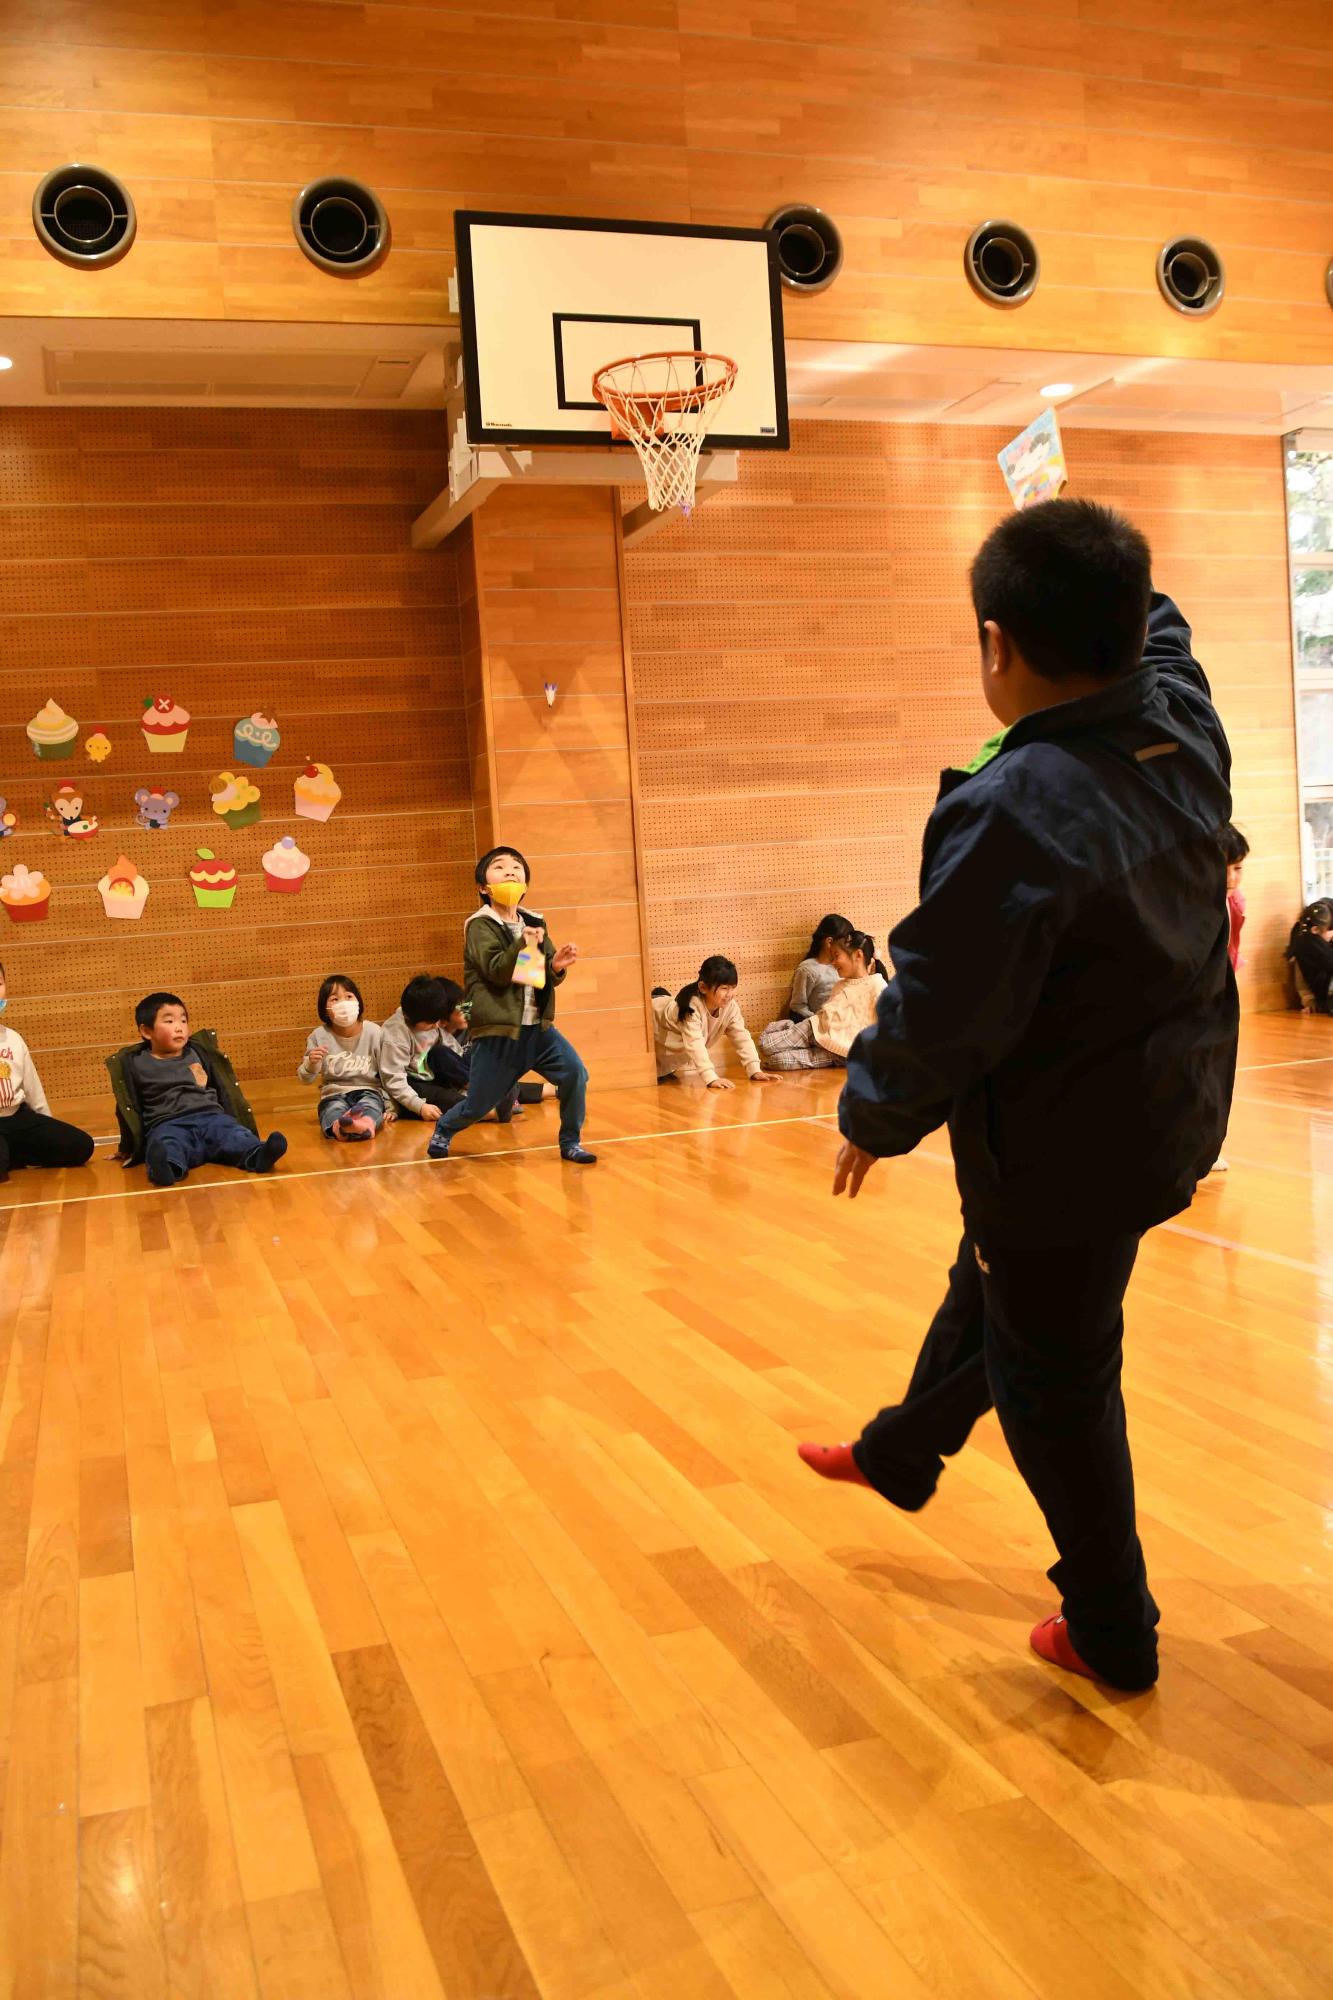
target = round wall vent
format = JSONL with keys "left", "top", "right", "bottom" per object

{"left": 964, "top": 220, "right": 1039, "bottom": 308}
{"left": 32, "top": 164, "right": 136, "bottom": 270}
{"left": 1325, "top": 255, "right": 1332, "bottom": 311}
{"left": 292, "top": 178, "right": 390, "bottom": 276}
{"left": 765, "top": 205, "right": 843, "bottom": 294}
{"left": 1157, "top": 237, "right": 1224, "bottom": 317}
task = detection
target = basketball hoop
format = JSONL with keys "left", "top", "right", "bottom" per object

{"left": 592, "top": 351, "right": 738, "bottom": 515}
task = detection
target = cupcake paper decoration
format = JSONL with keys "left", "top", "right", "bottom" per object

{"left": 27, "top": 700, "right": 78, "bottom": 761}
{"left": 189, "top": 847, "right": 238, "bottom": 910}
{"left": 210, "top": 771, "right": 262, "bottom": 829}
{"left": 261, "top": 835, "right": 310, "bottom": 894}
{"left": 98, "top": 855, "right": 149, "bottom": 921}
{"left": 293, "top": 761, "right": 341, "bottom": 822}
{"left": 142, "top": 695, "right": 191, "bottom": 754}
{"left": 233, "top": 713, "right": 280, "bottom": 768}
{"left": 1, "top": 864, "right": 51, "bottom": 922}
{"left": 85, "top": 731, "right": 112, "bottom": 764}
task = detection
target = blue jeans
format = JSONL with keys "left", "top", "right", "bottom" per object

{"left": 433, "top": 1026, "right": 587, "bottom": 1151}
{"left": 145, "top": 1109, "right": 268, "bottom": 1186}
{"left": 319, "top": 1090, "right": 386, "bottom": 1137}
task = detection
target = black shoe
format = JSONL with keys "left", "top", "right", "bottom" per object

{"left": 561, "top": 1145, "right": 597, "bottom": 1165}
{"left": 253, "top": 1131, "right": 288, "bottom": 1173}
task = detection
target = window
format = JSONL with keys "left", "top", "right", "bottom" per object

{"left": 1285, "top": 432, "right": 1333, "bottom": 899}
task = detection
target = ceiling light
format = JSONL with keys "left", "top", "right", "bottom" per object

{"left": 0, "top": 357, "right": 12, "bottom": 371}
{"left": 1039, "top": 381, "right": 1073, "bottom": 398}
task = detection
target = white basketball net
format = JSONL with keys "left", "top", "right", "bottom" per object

{"left": 592, "top": 351, "right": 738, "bottom": 514}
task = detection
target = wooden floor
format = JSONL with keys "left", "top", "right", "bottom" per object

{"left": 1, "top": 1014, "right": 1331, "bottom": 1998}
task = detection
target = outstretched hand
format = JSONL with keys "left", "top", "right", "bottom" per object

{"left": 552, "top": 942, "right": 578, "bottom": 972}
{"left": 832, "top": 1140, "right": 877, "bottom": 1199}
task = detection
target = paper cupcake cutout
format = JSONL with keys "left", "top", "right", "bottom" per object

{"left": 0, "top": 800, "right": 17, "bottom": 838}
{"left": 45, "top": 783, "right": 99, "bottom": 839}
{"left": 134, "top": 786, "right": 180, "bottom": 831}
{"left": 233, "top": 713, "right": 280, "bottom": 768}
{"left": 1, "top": 864, "right": 51, "bottom": 922}
{"left": 85, "top": 731, "right": 112, "bottom": 764}
{"left": 141, "top": 695, "right": 191, "bottom": 755}
{"left": 293, "top": 761, "right": 340, "bottom": 822}
{"left": 190, "top": 847, "right": 237, "bottom": 910}
{"left": 27, "top": 700, "right": 78, "bottom": 761}
{"left": 99, "top": 854, "right": 149, "bottom": 920}
{"left": 210, "top": 772, "right": 261, "bottom": 829}
{"left": 261, "top": 835, "right": 310, "bottom": 894}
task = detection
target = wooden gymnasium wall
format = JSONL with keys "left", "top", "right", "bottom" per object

{"left": 625, "top": 421, "right": 1297, "bottom": 1032}
{"left": 455, "top": 488, "right": 657, "bottom": 1088}
{"left": 0, "top": 2, "right": 1330, "bottom": 362}
{"left": 0, "top": 407, "right": 473, "bottom": 1106}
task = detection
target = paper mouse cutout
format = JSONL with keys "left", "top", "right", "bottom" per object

{"left": 134, "top": 786, "right": 181, "bottom": 830}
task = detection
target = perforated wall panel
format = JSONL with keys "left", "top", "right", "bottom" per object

{"left": 0, "top": 408, "right": 473, "bottom": 1103}
{"left": 626, "top": 419, "right": 1297, "bottom": 1030}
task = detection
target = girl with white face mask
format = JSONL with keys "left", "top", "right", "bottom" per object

{"left": 298, "top": 973, "right": 391, "bottom": 1142}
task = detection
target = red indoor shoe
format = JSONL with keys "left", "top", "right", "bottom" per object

{"left": 1030, "top": 1614, "right": 1098, "bottom": 1681}
{"left": 797, "top": 1441, "right": 872, "bottom": 1488}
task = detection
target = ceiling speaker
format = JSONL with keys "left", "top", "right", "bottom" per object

{"left": 964, "top": 220, "right": 1039, "bottom": 308}
{"left": 765, "top": 204, "right": 843, "bottom": 294}
{"left": 1156, "top": 237, "right": 1225, "bottom": 317}
{"left": 32, "top": 164, "right": 136, "bottom": 270}
{"left": 292, "top": 178, "right": 390, "bottom": 276}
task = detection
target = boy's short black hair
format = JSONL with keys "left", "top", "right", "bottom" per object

{"left": 400, "top": 973, "right": 451, "bottom": 1026}
{"left": 1218, "top": 823, "right": 1250, "bottom": 866}
{"left": 135, "top": 991, "right": 187, "bottom": 1032}
{"left": 474, "top": 845, "right": 530, "bottom": 887}
{"left": 317, "top": 972, "right": 363, "bottom": 1026}
{"left": 970, "top": 498, "right": 1153, "bottom": 682}
{"left": 437, "top": 977, "right": 464, "bottom": 1017}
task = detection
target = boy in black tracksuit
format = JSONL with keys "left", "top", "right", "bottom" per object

{"left": 801, "top": 499, "right": 1238, "bottom": 1693}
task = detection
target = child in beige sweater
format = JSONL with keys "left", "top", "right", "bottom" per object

{"left": 759, "top": 932, "right": 886, "bottom": 1070}
{"left": 652, "top": 955, "right": 777, "bottom": 1089}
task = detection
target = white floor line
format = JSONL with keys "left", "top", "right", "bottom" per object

{"left": 1156, "top": 1221, "right": 1324, "bottom": 1280}
{"left": 0, "top": 1107, "right": 842, "bottom": 1215}
{"left": 1235, "top": 1052, "right": 1333, "bottom": 1074}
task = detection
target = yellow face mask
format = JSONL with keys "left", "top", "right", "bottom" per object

{"left": 488, "top": 878, "right": 525, "bottom": 913}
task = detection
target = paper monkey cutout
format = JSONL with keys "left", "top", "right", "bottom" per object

{"left": 45, "top": 782, "right": 99, "bottom": 839}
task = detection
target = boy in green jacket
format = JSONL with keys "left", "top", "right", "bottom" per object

{"left": 427, "top": 847, "right": 596, "bottom": 1164}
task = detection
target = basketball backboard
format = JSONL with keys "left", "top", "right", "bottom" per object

{"left": 454, "top": 211, "right": 789, "bottom": 452}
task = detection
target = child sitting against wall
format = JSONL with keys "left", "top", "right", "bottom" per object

{"left": 786, "top": 914, "right": 855, "bottom": 1020}
{"left": 1287, "top": 900, "right": 1333, "bottom": 1014}
{"left": 0, "top": 961, "right": 96, "bottom": 1180}
{"left": 652, "top": 956, "right": 776, "bottom": 1088}
{"left": 111, "top": 993, "right": 286, "bottom": 1187}
{"left": 299, "top": 973, "right": 390, "bottom": 1141}
{"left": 760, "top": 930, "right": 887, "bottom": 1070}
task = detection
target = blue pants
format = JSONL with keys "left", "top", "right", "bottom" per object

{"left": 145, "top": 1109, "right": 268, "bottom": 1186}
{"left": 318, "top": 1090, "right": 386, "bottom": 1137}
{"left": 434, "top": 1025, "right": 587, "bottom": 1151}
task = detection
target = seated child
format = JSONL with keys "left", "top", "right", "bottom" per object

{"left": 787, "top": 914, "right": 855, "bottom": 1020}
{"left": 115, "top": 993, "right": 287, "bottom": 1187}
{"left": 652, "top": 956, "right": 776, "bottom": 1089}
{"left": 759, "top": 930, "right": 887, "bottom": 1070}
{"left": 299, "top": 974, "right": 389, "bottom": 1141}
{"left": 0, "top": 960, "right": 95, "bottom": 1180}
{"left": 379, "top": 974, "right": 470, "bottom": 1122}
{"left": 427, "top": 846, "right": 596, "bottom": 1163}
{"left": 1287, "top": 900, "right": 1333, "bottom": 1014}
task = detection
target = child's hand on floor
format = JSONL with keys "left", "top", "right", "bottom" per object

{"left": 707, "top": 1077, "right": 736, "bottom": 1091}
{"left": 750, "top": 1072, "right": 779, "bottom": 1084}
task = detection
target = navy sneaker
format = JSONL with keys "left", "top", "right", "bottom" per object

{"left": 253, "top": 1132, "right": 288, "bottom": 1174}
{"left": 426, "top": 1126, "right": 452, "bottom": 1160}
{"left": 560, "top": 1145, "right": 597, "bottom": 1165}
